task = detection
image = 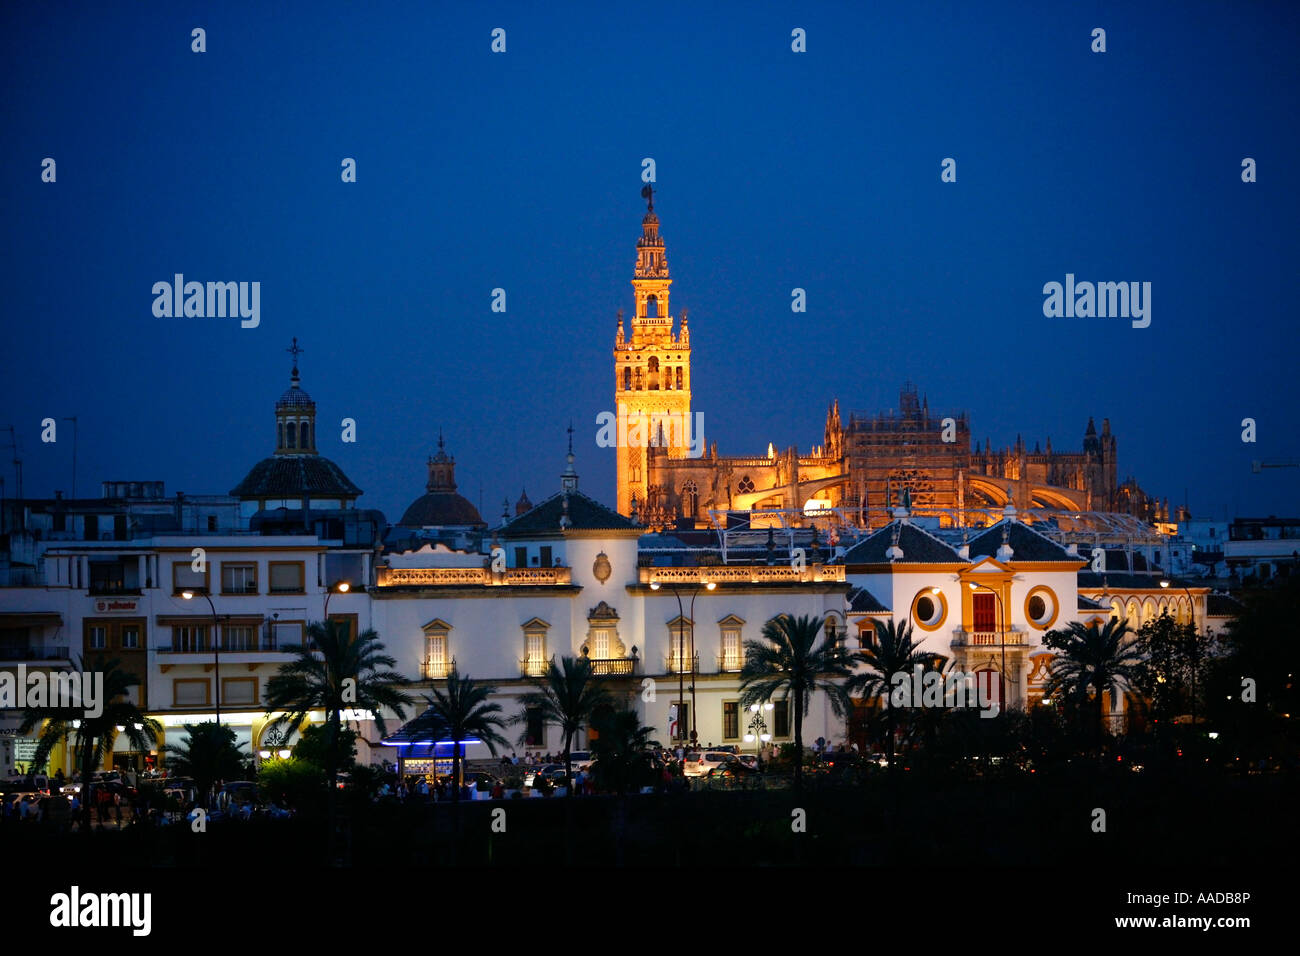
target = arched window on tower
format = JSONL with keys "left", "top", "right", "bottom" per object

{"left": 278, "top": 422, "right": 284, "bottom": 449}
{"left": 634, "top": 368, "right": 643, "bottom": 390}
{"left": 286, "top": 421, "right": 297, "bottom": 449}
{"left": 301, "top": 421, "right": 311, "bottom": 449}
{"left": 646, "top": 295, "right": 658, "bottom": 318}
{"left": 664, "top": 366, "right": 673, "bottom": 390}
{"left": 623, "top": 367, "right": 631, "bottom": 391}
{"left": 648, "top": 356, "right": 659, "bottom": 390}
{"left": 676, "top": 367, "right": 683, "bottom": 390}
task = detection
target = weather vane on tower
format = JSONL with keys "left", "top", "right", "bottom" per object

{"left": 640, "top": 183, "right": 654, "bottom": 212}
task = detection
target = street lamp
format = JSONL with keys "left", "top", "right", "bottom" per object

{"left": 650, "top": 577, "right": 716, "bottom": 748}
{"left": 743, "top": 701, "right": 774, "bottom": 771}
{"left": 182, "top": 588, "right": 222, "bottom": 726}
{"left": 968, "top": 582, "right": 1008, "bottom": 714}
{"left": 324, "top": 580, "right": 351, "bottom": 625}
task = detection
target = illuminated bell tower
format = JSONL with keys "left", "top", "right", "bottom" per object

{"left": 614, "top": 185, "right": 693, "bottom": 516}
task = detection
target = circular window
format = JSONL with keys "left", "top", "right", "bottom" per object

{"left": 911, "top": 589, "right": 948, "bottom": 631}
{"left": 1024, "top": 586, "right": 1059, "bottom": 630}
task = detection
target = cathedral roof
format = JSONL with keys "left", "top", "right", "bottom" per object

{"left": 230, "top": 455, "right": 362, "bottom": 499}
{"left": 842, "top": 521, "right": 962, "bottom": 564}
{"left": 499, "top": 490, "right": 639, "bottom": 537}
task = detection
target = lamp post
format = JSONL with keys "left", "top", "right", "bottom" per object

{"left": 324, "top": 580, "right": 351, "bottom": 631}
{"left": 182, "top": 588, "right": 222, "bottom": 727}
{"left": 743, "top": 702, "right": 773, "bottom": 771}
{"left": 650, "top": 577, "right": 715, "bottom": 749}
{"left": 1160, "top": 577, "right": 1199, "bottom": 729}
{"left": 968, "top": 582, "right": 1008, "bottom": 714}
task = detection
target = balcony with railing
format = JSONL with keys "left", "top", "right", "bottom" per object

{"left": 665, "top": 652, "right": 700, "bottom": 675}
{"left": 377, "top": 566, "right": 572, "bottom": 588}
{"left": 588, "top": 657, "right": 636, "bottom": 677}
{"left": 716, "top": 653, "right": 744, "bottom": 673}
{"left": 0, "top": 644, "right": 71, "bottom": 663}
{"left": 421, "top": 656, "right": 456, "bottom": 680}
{"left": 519, "top": 656, "right": 551, "bottom": 678}
{"left": 950, "top": 628, "right": 1030, "bottom": 648}
{"left": 641, "top": 565, "right": 845, "bottom": 586}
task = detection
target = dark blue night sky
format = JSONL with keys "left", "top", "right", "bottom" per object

{"left": 3, "top": 1, "right": 1297, "bottom": 523}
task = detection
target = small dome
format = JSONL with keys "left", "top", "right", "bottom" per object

{"left": 277, "top": 385, "right": 315, "bottom": 408}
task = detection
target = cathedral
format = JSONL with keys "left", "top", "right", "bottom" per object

{"left": 613, "top": 192, "right": 1167, "bottom": 532}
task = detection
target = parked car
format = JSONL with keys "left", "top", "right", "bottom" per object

{"left": 684, "top": 751, "right": 735, "bottom": 777}
{"left": 568, "top": 751, "right": 594, "bottom": 772}
{"left": 461, "top": 771, "right": 499, "bottom": 791}
{"left": 706, "top": 760, "right": 758, "bottom": 787}
{"left": 819, "top": 751, "right": 859, "bottom": 769}
{"left": 524, "top": 764, "right": 566, "bottom": 787}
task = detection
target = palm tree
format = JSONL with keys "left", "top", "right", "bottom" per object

{"left": 589, "top": 708, "right": 656, "bottom": 866}
{"left": 263, "top": 621, "right": 414, "bottom": 859}
{"left": 844, "top": 618, "right": 942, "bottom": 771}
{"left": 516, "top": 655, "right": 612, "bottom": 795}
{"left": 1042, "top": 618, "right": 1146, "bottom": 751}
{"left": 163, "top": 721, "right": 247, "bottom": 808}
{"left": 19, "top": 655, "right": 160, "bottom": 832}
{"left": 589, "top": 709, "right": 656, "bottom": 795}
{"left": 739, "top": 614, "right": 852, "bottom": 789}
{"left": 419, "top": 669, "right": 511, "bottom": 802}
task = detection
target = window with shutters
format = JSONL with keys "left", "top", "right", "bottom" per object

{"left": 268, "top": 562, "right": 305, "bottom": 594}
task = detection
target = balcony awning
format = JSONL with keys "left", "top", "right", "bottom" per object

{"left": 0, "top": 612, "right": 63, "bottom": 627}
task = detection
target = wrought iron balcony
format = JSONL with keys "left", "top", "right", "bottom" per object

{"left": 421, "top": 656, "right": 456, "bottom": 680}
{"left": 519, "top": 656, "right": 551, "bottom": 678}
{"left": 0, "top": 644, "right": 70, "bottom": 662}
{"left": 665, "top": 652, "right": 700, "bottom": 675}
{"left": 715, "top": 654, "right": 745, "bottom": 673}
